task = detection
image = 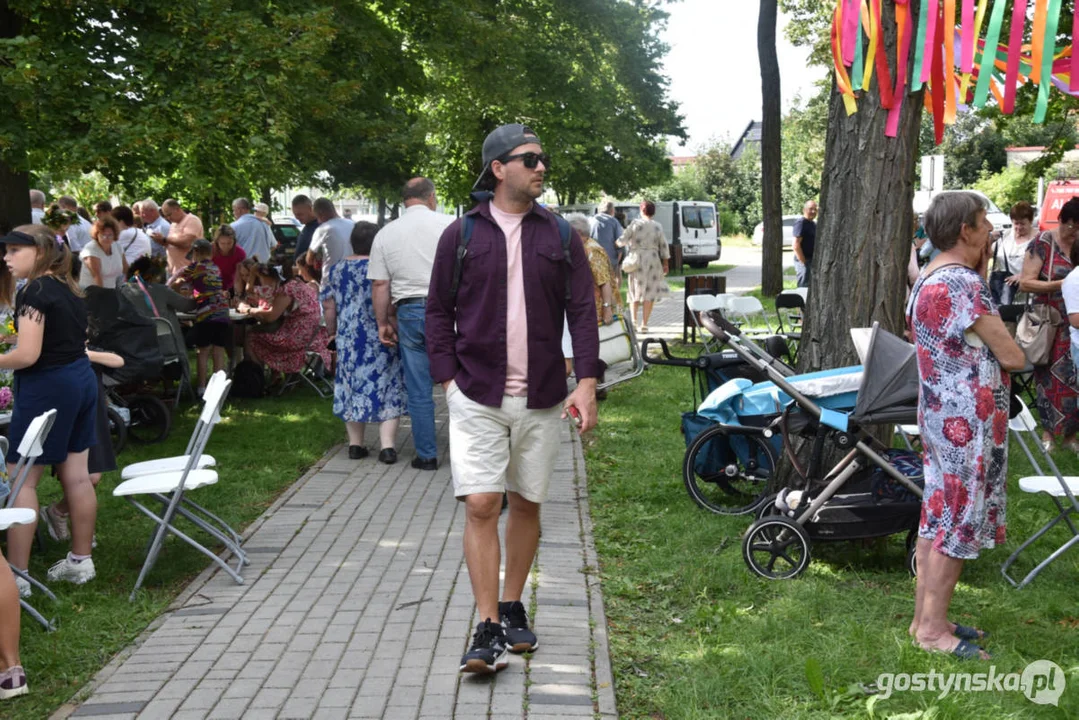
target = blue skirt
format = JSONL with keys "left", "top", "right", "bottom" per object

{"left": 8, "top": 358, "right": 98, "bottom": 465}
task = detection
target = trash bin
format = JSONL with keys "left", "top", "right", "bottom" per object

{"left": 683, "top": 274, "right": 726, "bottom": 343}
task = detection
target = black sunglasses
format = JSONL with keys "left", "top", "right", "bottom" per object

{"left": 498, "top": 151, "right": 550, "bottom": 170}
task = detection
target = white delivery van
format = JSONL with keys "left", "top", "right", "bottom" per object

{"left": 613, "top": 200, "right": 721, "bottom": 268}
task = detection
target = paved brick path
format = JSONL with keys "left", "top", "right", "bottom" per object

{"left": 53, "top": 398, "right": 616, "bottom": 720}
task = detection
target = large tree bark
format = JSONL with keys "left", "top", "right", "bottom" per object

{"left": 800, "top": 0, "right": 924, "bottom": 372}
{"left": 0, "top": 1, "right": 29, "bottom": 234}
{"left": 758, "top": 0, "right": 784, "bottom": 297}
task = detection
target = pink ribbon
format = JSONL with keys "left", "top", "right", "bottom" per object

{"left": 920, "top": 0, "right": 940, "bottom": 84}
{"left": 886, "top": 0, "right": 917, "bottom": 137}
{"left": 960, "top": 0, "right": 975, "bottom": 73}
{"left": 842, "top": 0, "right": 861, "bottom": 66}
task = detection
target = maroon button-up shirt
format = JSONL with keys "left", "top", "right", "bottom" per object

{"left": 426, "top": 199, "right": 600, "bottom": 409}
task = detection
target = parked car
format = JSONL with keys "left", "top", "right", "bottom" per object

{"left": 272, "top": 222, "right": 301, "bottom": 262}
{"left": 913, "top": 189, "right": 1012, "bottom": 235}
{"left": 752, "top": 216, "right": 800, "bottom": 248}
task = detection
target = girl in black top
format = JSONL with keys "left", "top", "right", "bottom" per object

{"left": 0, "top": 225, "right": 98, "bottom": 589}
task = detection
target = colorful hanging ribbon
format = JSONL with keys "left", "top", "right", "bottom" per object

{"left": 973, "top": 0, "right": 1007, "bottom": 107}
{"left": 1003, "top": 0, "right": 1028, "bottom": 114}
{"left": 1034, "top": 0, "right": 1063, "bottom": 122}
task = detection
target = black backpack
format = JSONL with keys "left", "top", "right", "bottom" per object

{"left": 231, "top": 360, "right": 265, "bottom": 398}
{"left": 449, "top": 211, "right": 573, "bottom": 303}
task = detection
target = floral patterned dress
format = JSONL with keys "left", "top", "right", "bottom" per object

{"left": 1027, "top": 233, "right": 1078, "bottom": 437}
{"left": 619, "top": 218, "right": 670, "bottom": 304}
{"left": 324, "top": 258, "right": 407, "bottom": 423}
{"left": 248, "top": 280, "right": 331, "bottom": 373}
{"left": 908, "top": 265, "right": 1009, "bottom": 559}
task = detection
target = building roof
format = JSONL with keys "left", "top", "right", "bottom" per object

{"left": 732, "top": 121, "right": 763, "bottom": 159}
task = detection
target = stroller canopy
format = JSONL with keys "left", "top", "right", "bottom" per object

{"left": 85, "top": 286, "right": 164, "bottom": 383}
{"left": 851, "top": 323, "right": 919, "bottom": 425}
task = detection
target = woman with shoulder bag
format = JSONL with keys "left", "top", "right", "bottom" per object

{"left": 1019, "top": 197, "right": 1079, "bottom": 451}
{"left": 989, "top": 202, "right": 1036, "bottom": 306}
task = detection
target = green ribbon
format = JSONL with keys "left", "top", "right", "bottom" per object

{"left": 973, "top": 0, "right": 1006, "bottom": 107}
{"left": 852, "top": 11, "right": 864, "bottom": 91}
{"left": 912, "top": 0, "right": 931, "bottom": 91}
{"left": 1034, "top": 0, "right": 1063, "bottom": 122}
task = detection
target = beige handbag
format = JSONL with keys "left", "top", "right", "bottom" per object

{"left": 620, "top": 251, "right": 640, "bottom": 274}
{"left": 1015, "top": 239, "right": 1061, "bottom": 366}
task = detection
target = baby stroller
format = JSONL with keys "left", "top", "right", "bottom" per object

{"left": 696, "top": 312, "right": 924, "bottom": 580}
{"left": 85, "top": 288, "right": 172, "bottom": 452}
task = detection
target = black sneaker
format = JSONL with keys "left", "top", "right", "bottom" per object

{"left": 411, "top": 456, "right": 438, "bottom": 471}
{"left": 499, "top": 600, "right": 538, "bottom": 653}
{"left": 348, "top": 445, "right": 369, "bottom": 460}
{"left": 459, "top": 619, "right": 509, "bottom": 674}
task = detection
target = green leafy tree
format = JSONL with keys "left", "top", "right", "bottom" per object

{"left": 696, "top": 143, "right": 763, "bottom": 236}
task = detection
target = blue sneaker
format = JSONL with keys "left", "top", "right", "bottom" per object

{"left": 499, "top": 601, "right": 538, "bottom": 653}
{"left": 460, "top": 620, "right": 509, "bottom": 674}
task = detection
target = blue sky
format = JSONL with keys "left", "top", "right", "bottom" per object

{"left": 661, "top": 1, "right": 828, "bottom": 153}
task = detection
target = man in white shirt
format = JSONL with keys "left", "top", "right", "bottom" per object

{"left": 29, "top": 189, "right": 46, "bottom": 224}
{"left": 308, "top": 198, "right": 352, "bottom": 292}
{"left": 230, "top": 198, "right": 277, "bottom": 262}
{"left": 59, "top": 195, "right": 92, "bottom": 252}
{"left": 368, "top": 178, "right": 454, "bottom": 470}
{"left": 140, "top": 199, "right": 171, "bottom": 259}
{"left": 112, "top": 206, "right": 152, "bottom": 264}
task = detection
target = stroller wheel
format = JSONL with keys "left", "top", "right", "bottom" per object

{"left": 742, "top": 516, "right": 811, "bottom": 580}
{"left": 755, "top": 494, "right": 780, "bottom": 521}
{"left": 126, "top": 395, "right": 172, "bottom": 445}
{"left": 683, "top": 425, "right": 774, "bottom": 515}
{"left": 107, "top": 407, "right": 127, "bottom": 454}
{"left": 907, "top": 545, "right": 918, "bottom": 578}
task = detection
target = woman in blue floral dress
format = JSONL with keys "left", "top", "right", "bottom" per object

{"left": 322, "top": 222, "right": 407, "bottom": 463}
{"left": 907, "top": 192, "right": 1026, "bottom": 660}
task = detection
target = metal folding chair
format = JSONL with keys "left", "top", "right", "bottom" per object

{"left": 1001, "top": 397, "right": 1079, "bottom": 588}
{"left": 596, "top": 315, "right": 644, "bottom": 391}
{"left": 686, "top": 294, "right": 723, "bottom": 352}
{"left": 3, "top": 410, "right": 59, "bottom": 631}
{"left": 279, "top": 325, "right": 332, "bottom": 397}
{"left": 113, "top": 377, "right": 247, "bottom": 601}
{"left": 726, "top": 295, "right": 773, "bottom": 336}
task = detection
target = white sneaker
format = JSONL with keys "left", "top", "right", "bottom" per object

{"left": 13, "top": 576, "right": 30, "bottom": 599}
{"left": 39, "top": 504, "right": 71, "bottom": 542}
{"left": 46, "top": 556, "right": 95, "bottom": 585}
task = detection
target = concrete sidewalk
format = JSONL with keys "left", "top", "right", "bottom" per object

{"left": 54, "top": 397, "right": 617, "bottom": 720}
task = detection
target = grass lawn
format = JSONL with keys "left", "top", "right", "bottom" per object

{"left": 585, "top": 346, "right": 1079, "bottom": 719}
{"left": 3, "top": 387, "right": 340, "bottom": 719}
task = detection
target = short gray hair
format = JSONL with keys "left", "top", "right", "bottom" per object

{"left": 141, "top": 198, "right": 160, "bottom": 211}
{"left": 58, "top": 195, "right": 78, "bottom": 209}
{"left": 924, "top": 191, "right": 987, "bottom": 251}
{"left": 402, "top": 177, "right": 435, "bottom": 202}
{"left": 564, "top": 213, "right": 591, "bottom": 239}
{"left": 29, "top": 189, "right": 45, "bottom": 207}
{"left": 232, "top": 198, "right": 251, "bottom": 212}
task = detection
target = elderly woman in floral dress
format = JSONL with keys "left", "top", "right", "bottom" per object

{"left": 907, "top": 192, "right": 1025, "bottom": 660}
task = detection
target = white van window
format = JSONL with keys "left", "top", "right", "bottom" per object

{"left": 682, "top": 206, "right": 716, "bottom": 229}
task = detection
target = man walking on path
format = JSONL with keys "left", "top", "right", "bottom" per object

{"left": 230, "top": 198, "right": 277, "bottom": 262}
{"left": 369, "top": 177, "right": 453, "bottom": 471}
{"left": 792, "top": 199, "right": 818, "bottom": 288}
{"left": 308, "top": 198, "right": 352, "bottom": 293}
{"left": 590, "top": 201, "right": 624, "bottom": 284}
{"left": 426, "top": 123, "right": 600, "bottom": 675}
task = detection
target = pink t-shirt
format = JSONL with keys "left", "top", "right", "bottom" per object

{"left": 490, "top": 204, "right": 529, "bottom": 397}
{"left": 167, "top": 212, "right": 204, "bottom": 275}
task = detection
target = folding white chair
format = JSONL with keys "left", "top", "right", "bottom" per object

{"left": 726, "top": 296, "right": 773, "bottom": 335}
{"left": 714, "top": 293, "right": 734, "bottom": 310}
{"left": 119, "top": 371, "right": 226, "bottom": 480}
{"left": 686, "top": 294, "right": 723, "bottom": 352}
{"left": 2, "top": 410, "right": 59, "bottom": 630}
{"left": 114, "top": 377, "right": 247, "bottom": 601}
{"left": 1001, "top": 398, "right": 1079, "bottom": 588}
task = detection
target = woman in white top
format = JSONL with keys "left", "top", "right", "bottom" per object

{"left": 111, "top": 205, "right": 152, "bottom": 265}
{"left": 79, "top": 217, "right": 128, "bottom": 289}
{"left": 990, "top": 201, "right": 1036, "bottom": 305}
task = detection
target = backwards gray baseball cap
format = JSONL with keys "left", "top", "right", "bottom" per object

{"left": 474, "top": 123, "right": 542, "bottom": 190}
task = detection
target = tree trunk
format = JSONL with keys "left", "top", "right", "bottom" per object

{"left": 800, "top": 0, "right": 923, "bottom": 372}
{"left": 0, "top": 2, "right": 28, "bottom": 234}
{"left": 0, "top": 158, "right": 31, "bottom": 234}
{"left": 758, "top": 0, "right": 783, "bottom": 297}
{"left": 378, "top": 197, "right": 388, "bottom": 226}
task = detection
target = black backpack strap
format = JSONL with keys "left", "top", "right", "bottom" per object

{"left": 556, "top": 215, "right": 572, "bottom": 301}
{"left": 449, "top": 215, "right": 475, "bottom": 303}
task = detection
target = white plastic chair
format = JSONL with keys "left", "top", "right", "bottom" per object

{"left": 714, "top": 293, "right": 734, "bottom": 310}
{"left": 726, "top": 296, "right": 773, "bottom": 335}
{"left": 686, "top": 294, "right": 723, "bottom": 352}
{"left": 1000, "top": 398, "right": 1079, "bottom": 588}
{"left": 114, "top": 376, "right": 246, "bottom": 601}
{"left": 3, "top": 410, "right": 59, "bottom": 630}
{"left": 120, "top": 371, "right": 226, "bottom": 480}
